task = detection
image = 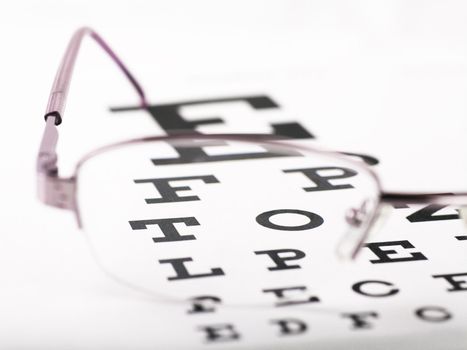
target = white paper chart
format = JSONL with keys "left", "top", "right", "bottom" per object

{"left": 2, "top": 2, "right": 467, "bottom": 348}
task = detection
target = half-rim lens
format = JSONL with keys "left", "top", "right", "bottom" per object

{"left": 76, "top": 136, "right": 380, "bottom": 305}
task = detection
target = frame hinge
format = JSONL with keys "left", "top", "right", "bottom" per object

{"left": 38, "top": 174, "right": 76, "bottom": 210}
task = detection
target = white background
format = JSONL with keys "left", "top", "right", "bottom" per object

{"left": 1, "top": 1, "right": 467, "bottom": 349}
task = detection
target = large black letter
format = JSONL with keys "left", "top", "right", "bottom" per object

{"left": 415, "top": 306, "right": 452, "bottom": 322}
{"left": 256, "top": 209, "right": 323, "bottom": 231}
{"left": 352, "top": 280, "right": 399, "bottom": 297}
{"left": 187, "top": 296, "right": 222, "bottom": 314}
{"left": 283, "top": 167, "right": 357, "bottom": 192}
{"left": 198, "top": 324, "right": 240, "bottom": 343}
{"left": 432, "top": 272, "right": 467, "bottom": 292}
{"left": 129, "top": 217, "right": 199, "bottom": 243}
{"left": 342, "top": 312, "right": 378, "bottom": 330}
{"left": 271, "top": 318, "right": 308, "bottom": 336}
{"left": 262, "top": 286, "right": 320, "bottom": 306}
{"left": 255, "top": 249, "right": 306, "bottom": 271}
{"left": 394, "top": 204, "right": 460, "bottom": 223}
{"left": 159, "top": 257, "right": 225, "bottom": 280}
{"left": 364, "top": 240, "right": 428, "bottom": 264}
{"left": 134, "top": 175, "right": 219, "bottom": 204}
{"left": 113, "top": 96, "right": 304, "bottom": 165}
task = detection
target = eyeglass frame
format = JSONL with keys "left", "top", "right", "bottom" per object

{"left": 37, "top": 27, "right": 467, "bottom": 260}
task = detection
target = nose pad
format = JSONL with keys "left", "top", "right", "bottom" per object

{"left": 346, "top": 204, "right": 369, "bottom": 228}
{"left": 337, "top": 199, "right": 380, "bottom": 261}
{"left": 460, "top": 207, "right": 467, "bottom": 228}
{"left": 345, "top": 198, "right": 374, "bottom": 228}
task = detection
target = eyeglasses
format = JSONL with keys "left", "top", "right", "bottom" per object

{"left": 37, "top": 27, "right": 467, "bottom": 305}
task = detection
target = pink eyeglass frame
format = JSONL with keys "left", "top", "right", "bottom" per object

{"left": 37, "top": 27, "right": 467, "bottom": 260}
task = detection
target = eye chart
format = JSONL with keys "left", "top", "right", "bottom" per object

{"left": 83, "top": 94, "right": 466, "bottom": 349}
{"left": 3, "top": 1, "right": 467, "bottom": 348}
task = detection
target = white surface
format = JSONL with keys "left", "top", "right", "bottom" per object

{"left": 1, "top": 1, "right": 467, "bottom": 349}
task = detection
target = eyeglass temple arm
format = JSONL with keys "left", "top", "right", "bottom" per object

{"left": 44, "top": 27, "right": 147, "bottom": 125}
{"left": 38, "top": 27, "right": 147, "bottom": 209}
{"left": 39, "top": 27, "right": 147, "bottom": 169}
